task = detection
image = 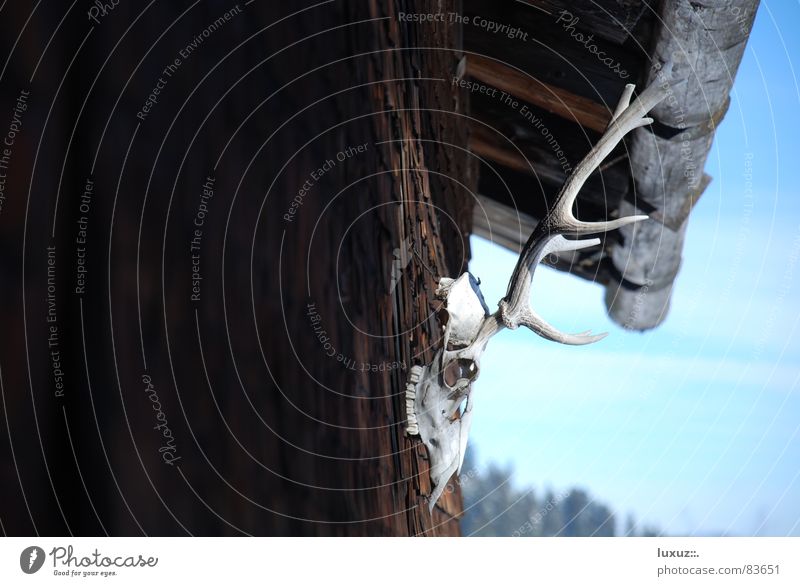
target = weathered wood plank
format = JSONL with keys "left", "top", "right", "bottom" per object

{"left": 649, "top": 0, "right": 759, "bottom": 128}
{"left": 463, "top": 0, "right": 644, "bottom": 107}
{"left": 521, "top": 0, "right": 648, "bottom": 44}
{"left": 466, "top": 54, "right": 612, "bottom": 132}
{"left": 606, "top": 0, "right": 760, "bottom": 329}
{"left": 472, "top": 193, "right": 537, "bottom": 253}
{"left": 472, "top": 194, "right": 611, "bottom": 284}
{"left": 0, "top": 0, "right": 474, "bottom": 537}
{"left": 469, "top": 122, "right": 566, "bottom": 183}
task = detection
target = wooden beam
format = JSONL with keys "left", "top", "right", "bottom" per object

{"left": 468, "top": 114, "right": 631, "bottom": 211}
{"left": 472, "top": 194, "right": 536, "bottom": 254}
{"left": 606, "top": 0, "right": 761, "bottom": 330}
{"left": 520, "top": 0, "right": 648, "bottom": 44}
{"left": 463, "top": 0, "right": 644, "bottom": 107}
{"left": 466, "top": 54, "right": 612, "bottom": 133}
{"left": 472, "top": 194, "right": 610, "bottom": 284}
{"left": 468, "top": 122, "right": 566, "bottom": 183}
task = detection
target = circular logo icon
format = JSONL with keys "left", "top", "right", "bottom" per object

{"left": 20, "top": 546, "right": 45, "bottom": 574}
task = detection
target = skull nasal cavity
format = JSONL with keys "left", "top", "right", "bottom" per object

{"left": 444, "top": 359, "right": 477, "bottom": 387}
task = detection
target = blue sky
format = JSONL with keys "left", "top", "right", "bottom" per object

{"left": 467, "top": 0, "right": 800, "bottom": 536}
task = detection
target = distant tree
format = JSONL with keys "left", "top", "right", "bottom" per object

{"left": 621, "top": 513, "right": 663, "bottom": 537}
{"left": 625, "top": 513, "right": 637, "bottom": 536}
{"left": 540, "top": 488, "right": 565, "bottom": 537}
{"left": 461, "top": 447, "right": 661, "bottom": 537}
{"left": 460, "top": 458, "right": 537, "bottom": 537}
{"left": 585, "top": 498, "right": 615, "bottom": 537}
{"left": 560, "top": 489, "right": 591, "bottom": 536}
{"left": 639, "top": 525, "right": 663, "bottom": 537}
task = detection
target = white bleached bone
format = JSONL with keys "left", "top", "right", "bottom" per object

{"left": 405, "top": 81, "right": 669, "bottom": 510}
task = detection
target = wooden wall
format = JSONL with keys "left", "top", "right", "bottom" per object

{"left": 0, "top": 0, "right": 475, "bottom": 536}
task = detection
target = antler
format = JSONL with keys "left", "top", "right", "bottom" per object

{"left": 494, "top": 81, "right": 669, "bottom": 345}
{"left": 408, "top": 81, "right": 671, "bottom": 509}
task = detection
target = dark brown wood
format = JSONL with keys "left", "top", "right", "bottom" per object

{"left": 472, "top": 194, "right": 542, "bottom": 258}
{"left": 466, "top": 54, "right": 612, "bottom": 132}
{"left": 521, "top": 0, "right": 648, "bottom": 44}
{"left": 0, "top": 0, "right": 763, "bottom": 538}
{"left": 469, "top": 122, "right": 565, "bottom": 182}
{"left": 0, "top": 0, "right": 475, "bottom": 536}
{"left": 463, "top": 0, "right": 644, "bottom": 108}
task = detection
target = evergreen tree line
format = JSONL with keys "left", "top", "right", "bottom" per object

{"left": 458, "top": 448, "right": 661, "bottom": 537}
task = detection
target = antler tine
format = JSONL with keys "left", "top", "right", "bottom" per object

{"left": 609, "top": 83, "right": 636, "bottom": 124}
{"left": 546, "top": 80, "right": 668, "bottom": 236}
{"left": 495, "top": 81, "right": 669, "bottom": 343}
{"left": 519, "top": 306, "right": 607, "bottom": 345}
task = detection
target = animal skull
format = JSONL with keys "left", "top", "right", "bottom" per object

{"left": 405, "top": 273, "right": 490, "bottom": 508}
{"left": 405, "top": 80, "right": 670, "bottom": 510}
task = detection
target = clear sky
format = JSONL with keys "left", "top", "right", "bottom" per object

{"left": 468, "top": 0, "right": 800, "bottom": 536}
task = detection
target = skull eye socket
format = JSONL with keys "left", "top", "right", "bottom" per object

{"left": 438, "top": 308, "right": 450, "bottom": 329}
{"left": 443, "top": 359, "right": 477, "bottom": 387}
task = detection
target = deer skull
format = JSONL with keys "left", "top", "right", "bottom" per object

{"left": 405, "top": 273, "right": 491, "bottom": 507}
{"left": 405, "top": 80, "right": 671, "bottom": 510}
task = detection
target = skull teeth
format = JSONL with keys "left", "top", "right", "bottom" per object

{"left": 404, "top": 367, "right": 422, "bottom": 436}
